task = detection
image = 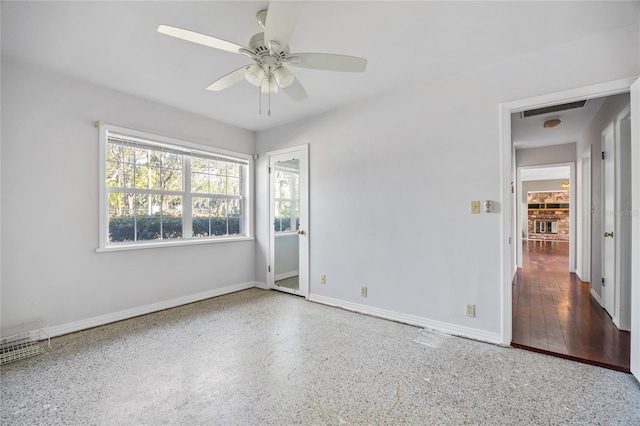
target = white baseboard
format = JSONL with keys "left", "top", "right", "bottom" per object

{"left": 254, "top": 281, "right": 269, "bottom": 290}
{"left": 48, "top": 281, "right": 256, "bottom": 338}
{"left": 590, "top": 288, "right": 603, "bottom": 307}
{"left": 275, "top": 270, "right": 298, "bottom": 281}
{"left": 307, "top": 294, "right": 501, "bottom": 345}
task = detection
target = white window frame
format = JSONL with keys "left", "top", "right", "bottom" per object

{"left": 97, "top": 123, "right": 253, "bottom": 252}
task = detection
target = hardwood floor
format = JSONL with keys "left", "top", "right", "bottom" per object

{"left": 512, "top": 240, "right": 631, "bottom": 372}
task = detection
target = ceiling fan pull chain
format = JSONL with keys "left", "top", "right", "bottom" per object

{"left": 268, "top": 76, "right": 272, "bottom": 117}
{"left": 259, "top": 87, "right": 262, "bottom": 115}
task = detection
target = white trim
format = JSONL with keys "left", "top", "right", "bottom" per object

{"left": 601, "top": 122, "right": 616, "bottom": 318}
{"left": 96, "top": 236, "right": 254, "bottom": 252}
{"left": 254, "top": 281, "right": 269, "bottom": 290}
{"left": 614, "top": 105, "right": 632, "bottom": 331}
{"left": 590, "top": 288, "right": 603, "bottom": 307}
{"left": 47, "top": 281, "right": 257, "bottom": 338}
{"left": 629, "top": 78, "right": 640, "bottom": 380}
{"left": 500, "top": 77, "right": 637, "bottom": 346}
{"left": 97, "top": 122, "right": 254, "bottom": 251}
{"left": 308, "top": 294, "right": 502, "bottom": 345}
{"left": 516, "top": 162, "right": 575, "bottom": 270}
{"left": 577, "top": 148, "right": 592, "bottom": 282}
{"left": 266, "top": 144, "right": 310, "bottom": 298}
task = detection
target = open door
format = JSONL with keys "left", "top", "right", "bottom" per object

{"left": 630, "top": 78, "right": 640, "bottom": 381}
{"left": 601, "top": 124, "right": 616, "bottom": 316}
{"left": 267, "top": 145, "right": 309, "bottom": 297}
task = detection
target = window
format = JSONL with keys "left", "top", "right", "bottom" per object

{"left": 98, "top": 124, "right": 252, "bottom": 250}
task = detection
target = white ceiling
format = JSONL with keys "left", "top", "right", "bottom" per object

{"left": 2, "top": 1, "right": 638, "bottom": 132}
{"left": 511, "top": 97, "right": 605, "bottom": 150}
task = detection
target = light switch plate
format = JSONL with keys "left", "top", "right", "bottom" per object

{"left": 471, "top": 201, "right": 480, "bottom": 214}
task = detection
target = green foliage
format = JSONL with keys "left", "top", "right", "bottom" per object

{"left": 109, "top": 215, "right": 241, "bottom": 242}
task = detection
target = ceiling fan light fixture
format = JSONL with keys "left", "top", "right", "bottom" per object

{"left": 274, "top": 66, "right": 295, "bottom": 88}
{"left": 244, "top": 64, "right": 265, "bottom": 86}
{"left": 261, "top": 76, "right": 279, "bottom": 94}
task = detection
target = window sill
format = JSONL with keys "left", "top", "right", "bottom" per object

{"left": 96, "top": 236, "right": 254, "bottom": 253}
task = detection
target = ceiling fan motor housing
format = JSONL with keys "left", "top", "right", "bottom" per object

{"left": 249, "top": 33, "right": 289, "bottom": 61}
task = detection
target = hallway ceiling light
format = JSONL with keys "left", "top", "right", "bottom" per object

{"left": 544, "top": 118, "right": 562, "bottom": 128}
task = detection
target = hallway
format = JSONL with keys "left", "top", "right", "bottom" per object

{"left": 512, "top": 240, "right": 631, "bottom": 372}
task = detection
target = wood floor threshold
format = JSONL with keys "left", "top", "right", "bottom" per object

{"left": 512, "top": 240, "right": 630, "bottom": 373}
{"left": 511, "top": 342, "right": 631, "bottom": 373}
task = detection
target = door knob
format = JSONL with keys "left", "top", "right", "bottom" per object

{"left": 604, "top": 232, "right": 614, "bottom": 238}
{"left": 297, "top": 230, "right": 305, "bottom": 235}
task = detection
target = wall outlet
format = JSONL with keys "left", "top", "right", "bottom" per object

{"left": 465, "top": 304, "right": 475, "bottom": 317}
{"left": 361, "top": 286, "right": 368, "bottom": 297}
{"left": 471, "top": 201, "right": 480, "bottom": 214}
{"left": 320, "top": 274, "right": 326, "bottom": 284}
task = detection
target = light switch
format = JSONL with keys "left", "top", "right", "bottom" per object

{"left": 471, "top": 201, "right": 480, "bottom": 214}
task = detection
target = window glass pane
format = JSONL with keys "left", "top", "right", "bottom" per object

{"left": 228, "top": 199, "right": 241, "bottom": 235}
{"left": 192, "top": 196, "right": 212, "bottom": 237}
{"left": 227, "top": 177, "right": 240, "bottom": 196}
{"left": 134, "top": 165, "right": 150, "bottom": 189}
{"left": 122, "top": 145, "right": 135, "bottom": 166}
{"left": 210, "top": 175, "right": 226, "bottom": 194}
{"left": 134, "top": 147, "right": 149, "bottom": 166}
{"left": 123, "top": 163, "right": 134, "bottom": 188}
{"left": 227, "top": 163, "right": 240, "bottom": 177}
{"left": 162, "top": 195, "right": 183, "bottom": 239}
{"left": 209, "top": 198, "right": 228, "bottom": 236}
{"left": 162, "top": 152, "right": 182, "bottom": 191}
{"left": 108, "top": 192, "right": 134, "bottom": 242}
{"left": 209, "top": 160, "right": 226, "bottom": 176}
{"left": 191, "top": 157, "right": 207, "bottom": 174}
{"left": 191, "top": 172, "right": 209, "bottom": 193}
{"left": 135, "top": 194, "right": 159, "bottom": 241}
{"left": 106, "top": 161, "right": 122, "bottom": 187}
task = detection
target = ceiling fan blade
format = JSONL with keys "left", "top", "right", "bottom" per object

{"left": 206, "top": 66, "right": 249, "bottom": 91}
{"left": 264, "top": 1, "right": 302, "bottom": 51}
{"left": 158, "top": 25, "right": 253, "bottom": 56}
{"left": 286, "top": 53, "right": 367, "bottom": 72}
{"left": 282, "top": 77, "right": 308, "bottom": 101}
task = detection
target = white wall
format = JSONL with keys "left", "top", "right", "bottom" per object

{"left": 255, "top": 23, "right": 638, "bottom": 342}
{"left": 578, "top": 93, "right": 630, "bottom": 298}
{"left": 516, "top": 143, "right": 576, "bottom": 168}
{"left": 1, "top": 59, "right": 256, "bottom": 332}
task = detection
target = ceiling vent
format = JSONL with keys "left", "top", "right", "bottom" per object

{"left": 521, "top": 100, "right": 588, "bottom": 118}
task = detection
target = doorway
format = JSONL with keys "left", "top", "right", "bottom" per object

{"left": 499, "top": 78, "right": 639, "bottom": 376}
{"left": 267, "top": 145, "right": 309, "bottom": 297}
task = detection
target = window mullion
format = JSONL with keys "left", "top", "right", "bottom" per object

{"left": 183, "top": 155, "right": 193, "bottom": 239}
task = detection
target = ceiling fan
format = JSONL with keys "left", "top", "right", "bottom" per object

{"left": 158, "top": 1, "right": 367, "bottom": 115}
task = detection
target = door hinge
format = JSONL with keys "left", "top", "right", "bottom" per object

{"left": 602, "top": 277, "right": 605, "bottom": 285}
{"left": 268, "top": 167, "right": 271, "bottom": 173}
{"left": 509, "top": 237, "right": 512, "bottom": 244}
{"left": 268, "top": 265, "right": 271, "bottom": 272}
{"left": 511, "top": 182, "right": 514, "bottom": 194}
{"left": 601, "top": 151, "right": 605, "bottom": 160}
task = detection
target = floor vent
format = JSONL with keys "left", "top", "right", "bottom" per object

{"left": 1, "top": 319, "right": 50, "bottom": 365}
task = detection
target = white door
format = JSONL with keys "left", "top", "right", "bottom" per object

{"left": 630, "top": 77, "right": 639, "bottom": 381}
{"left": 268, "top": 145, "right": 309, "bottom": 297}
{"left": 602, "top": 124, "right": 615, "bottom": 316}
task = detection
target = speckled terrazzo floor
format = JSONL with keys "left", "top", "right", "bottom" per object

{"left": 2, "top": 289, "right": 639, "bottom": 425}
